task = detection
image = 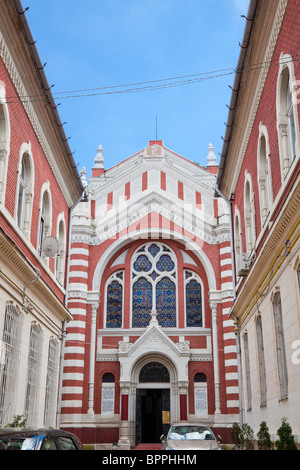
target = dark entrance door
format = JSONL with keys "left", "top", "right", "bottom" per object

{"left": 136, "top": 388, "right": 170, "bottom": 444}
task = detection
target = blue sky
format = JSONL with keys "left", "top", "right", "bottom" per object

{"left": 24, "top": 0, "right": 249, "bottom": 175}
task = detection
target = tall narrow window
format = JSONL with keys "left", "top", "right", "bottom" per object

{"left": 0, "top": 90, "right": 9, "bottom": 204}
{"left": 244, "top": 178, "right": 256, "bottom": 255}
{"left": 56, "top": 219, "right": 66, "bottom": 285}
{"left": 44, "top": 339, "right": 60, "bottom": 428}
{"left": 185, "top": 271, "right": 203, "bottom": 327}
{"left": 101, "top": 373, "right": 115, "bottom": 416}
{"left": 17, "top": 152, "right": 33, "bottom": 238}
{"left": 286, "top": 85, "right": 296, "bottom": 161}
{"left": 256, "top": 316, "right": 267, "bottom": 406}
{"left": 131, "top": 243, "right": 177, "bottom": 328}
{"left": 106, "top": 271, "right": 124, "bottom": 328}
{"left": 38, "top": 190, "right": 51, "bottom": 256}
{"left": 0, "top": 303, "right": 23, "bottom": 425}
{"left": 17, "top": 159, "right": 26, "bottom": 229}
{"left": 273, "top": 292, "right": 288, "bottom": 399}
{"left": 194, "top": 373, "right": 208, "bottom": 415}
{"left": 234, "top": 213, "right": 242, "bottom": 257}
{"left": 258, "top": 130, "right": 272, "bottom": 225}
{"left": 156, "top": 277, "right": 176, "bottom": 327}
{"left": 297, "top": 263, "right": 300, "bottom": 295}
{"left": 277, "top": 55, "right": 299, "bottom": 178}
{"left": 243, "top": 332, "right": 252, "bottom": 410}
{"left": 24, "top": 324, "right": 43, "bottom": 427}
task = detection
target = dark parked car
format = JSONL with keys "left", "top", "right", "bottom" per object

{"left": 0, "top": 428, "right": 84, "bottom": 450}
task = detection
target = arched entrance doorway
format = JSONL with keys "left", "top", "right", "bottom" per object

{"left": 136, "top": 362, "right": 170, "bottom": 444}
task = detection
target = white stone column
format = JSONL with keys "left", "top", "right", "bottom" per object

{"left": 211, "top": 302, "right": 221, "bottom": 414}
{"left": 87, "top": 293, "right": 100, "bottom": 415}
{"left": 118, "top": 382, "right": 131, "bottom": 449}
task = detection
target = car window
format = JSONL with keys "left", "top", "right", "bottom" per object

{"left": 55, "top": 436, "right": 78, "bottom": 450}
{"left": 0, "top": 436, "right": 37, "bottom": 450}
{"left": 41, "top": 437, "right": 57, "bottom": 450}
{"left": 168, "top": 426, "right": 214, "bottom": 440}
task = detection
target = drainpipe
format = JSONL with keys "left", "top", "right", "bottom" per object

{"left": 56, "top": 190, "right": 88, "bottom": 429}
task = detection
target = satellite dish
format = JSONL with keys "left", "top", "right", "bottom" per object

{"left": 41, "top": 236, "right": 59, "bottom": 258}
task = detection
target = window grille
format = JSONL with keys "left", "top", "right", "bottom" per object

{"left": 24, "top": 324, "right": 43, "bottom": 427}
{"left": 243, "top": 332, "right": 252, "bottom": 410}
{"left": 0, "top": 303, "right": 23, "bottom": 425}
{"left": 273, "top": 293, "right": 288, "bottom": 399}
{"left": 44, "top": 339, "right": 60, "bottom": 428}
{"left": 256, "top": 316, "right": 267, "bottom": 406}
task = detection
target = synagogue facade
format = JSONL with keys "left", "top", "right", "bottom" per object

{"left": 60, "top": 140, "right": 239, "bottom": 448}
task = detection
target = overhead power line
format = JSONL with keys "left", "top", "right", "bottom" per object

{"left": 3, "top": 56, "right": 300, "bottom": 104}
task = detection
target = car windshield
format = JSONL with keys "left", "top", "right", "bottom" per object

{"left": 0, "top": 436, "right": 38, "bottom": 450}
{"left": 168, "top": 426, "right": 215, "bottom": 440}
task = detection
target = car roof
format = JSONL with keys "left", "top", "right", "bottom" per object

{"left": 0, "top": 428, "right": 76, "bottom": 437}
{"left": 169, "top": 422, "right": 212, "bottom": 427}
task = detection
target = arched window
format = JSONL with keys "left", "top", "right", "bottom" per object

{"left": 277, "top": 54, "right": 299, "bottom": 178}
{"left": 272, "top": 292, "right": 288, "bottom": 399}
{"left": 131, "top": 243, "right": 177, "bottom": 328}
{"left": 244, "top": 176, "right": 256, "bottom": 255}
{"left": 106, "top": 271, "right": 124, "bottom": 328}
{"left": 139, "top": 362, "right": 170, "bottom": 383}
{"left": 16, "top": 150, "right": 33, "bottom": 238}
{"left": 38, "top": 188, "right": 51, "bottom": 257}
{"left": 56, "top": 218, "right": 66, "bottom": 285}
{"left": 0, "top": 87, "right": 10, "bottom": 204}
{"left": 257, "top": 127, "right": 272, "bottom": 225}
{"left": 234, "top": 211, "right": 242, "bottom": 257}
{"left": 194, "top": 372, "right": 207, "bottom": 415}
{"left": 101, "top": 373, "right": 115, "bottom": 416}
{"left": 185, "top": 270, "right": 203, "bottom": 327}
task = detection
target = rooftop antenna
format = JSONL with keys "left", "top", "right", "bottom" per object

{"left": 156, "top": 114, "right": 158, "bottom": 140}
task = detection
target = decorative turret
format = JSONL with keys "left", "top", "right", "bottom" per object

{"left": 206, "top": 143, "right": 219, "bottom": 174}
{"left": 92, "top": 145, "right": 105, "bottom": 177}
{"left": 80, "top": 167, "right": 88, "bottom": 187}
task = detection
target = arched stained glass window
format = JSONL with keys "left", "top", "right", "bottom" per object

{"left": 148, "top": 244, "right": 160, "bottom": 257}
{"left": 132, "top": 278, "right": 152, "bottom": 327}
{"left": 106, "top": 272, "right": 123, "bottom": 328}
{"left": 139, "top": 362, "right": 170, "bottom": 383}
{"left": 156, "top": 255, "right": 175, "bottom": 272}
{"left": 131, "top": 243, "right": 177, "bottom": 328}
{"left": 194, "top": 373, "right": 207, "bottom": 383}
{"left": 102, "top": 373, "right": 115, "bottom": 383}
{"left": 156, "top": 277, "right": 176, "bottom": 327}
{"left": 185, "top": 271, "right": 203, "bottom": 327}
{"left": 133, "top": 255, "right": 152, "bottom": 272}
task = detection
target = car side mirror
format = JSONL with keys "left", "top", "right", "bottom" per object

{"left": 217, "top": 435, "right": 222, "bottom": 443}
{"left": 160, "top": 434, "right": 166, "bottom": 442}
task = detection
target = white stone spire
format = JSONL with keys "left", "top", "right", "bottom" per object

{"left": 93, "top": 144, "right": 104, "bottom": 169}
{"left": 207, "top": 143, "right": 218, "bottom": 167}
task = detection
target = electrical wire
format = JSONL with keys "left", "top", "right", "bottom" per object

{"left": 3, "top": 55, "right": 300, "bottom": 104}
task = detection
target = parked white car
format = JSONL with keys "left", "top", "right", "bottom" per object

{"left": 160, "top": 423, "right": 222, "bottom": 450}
